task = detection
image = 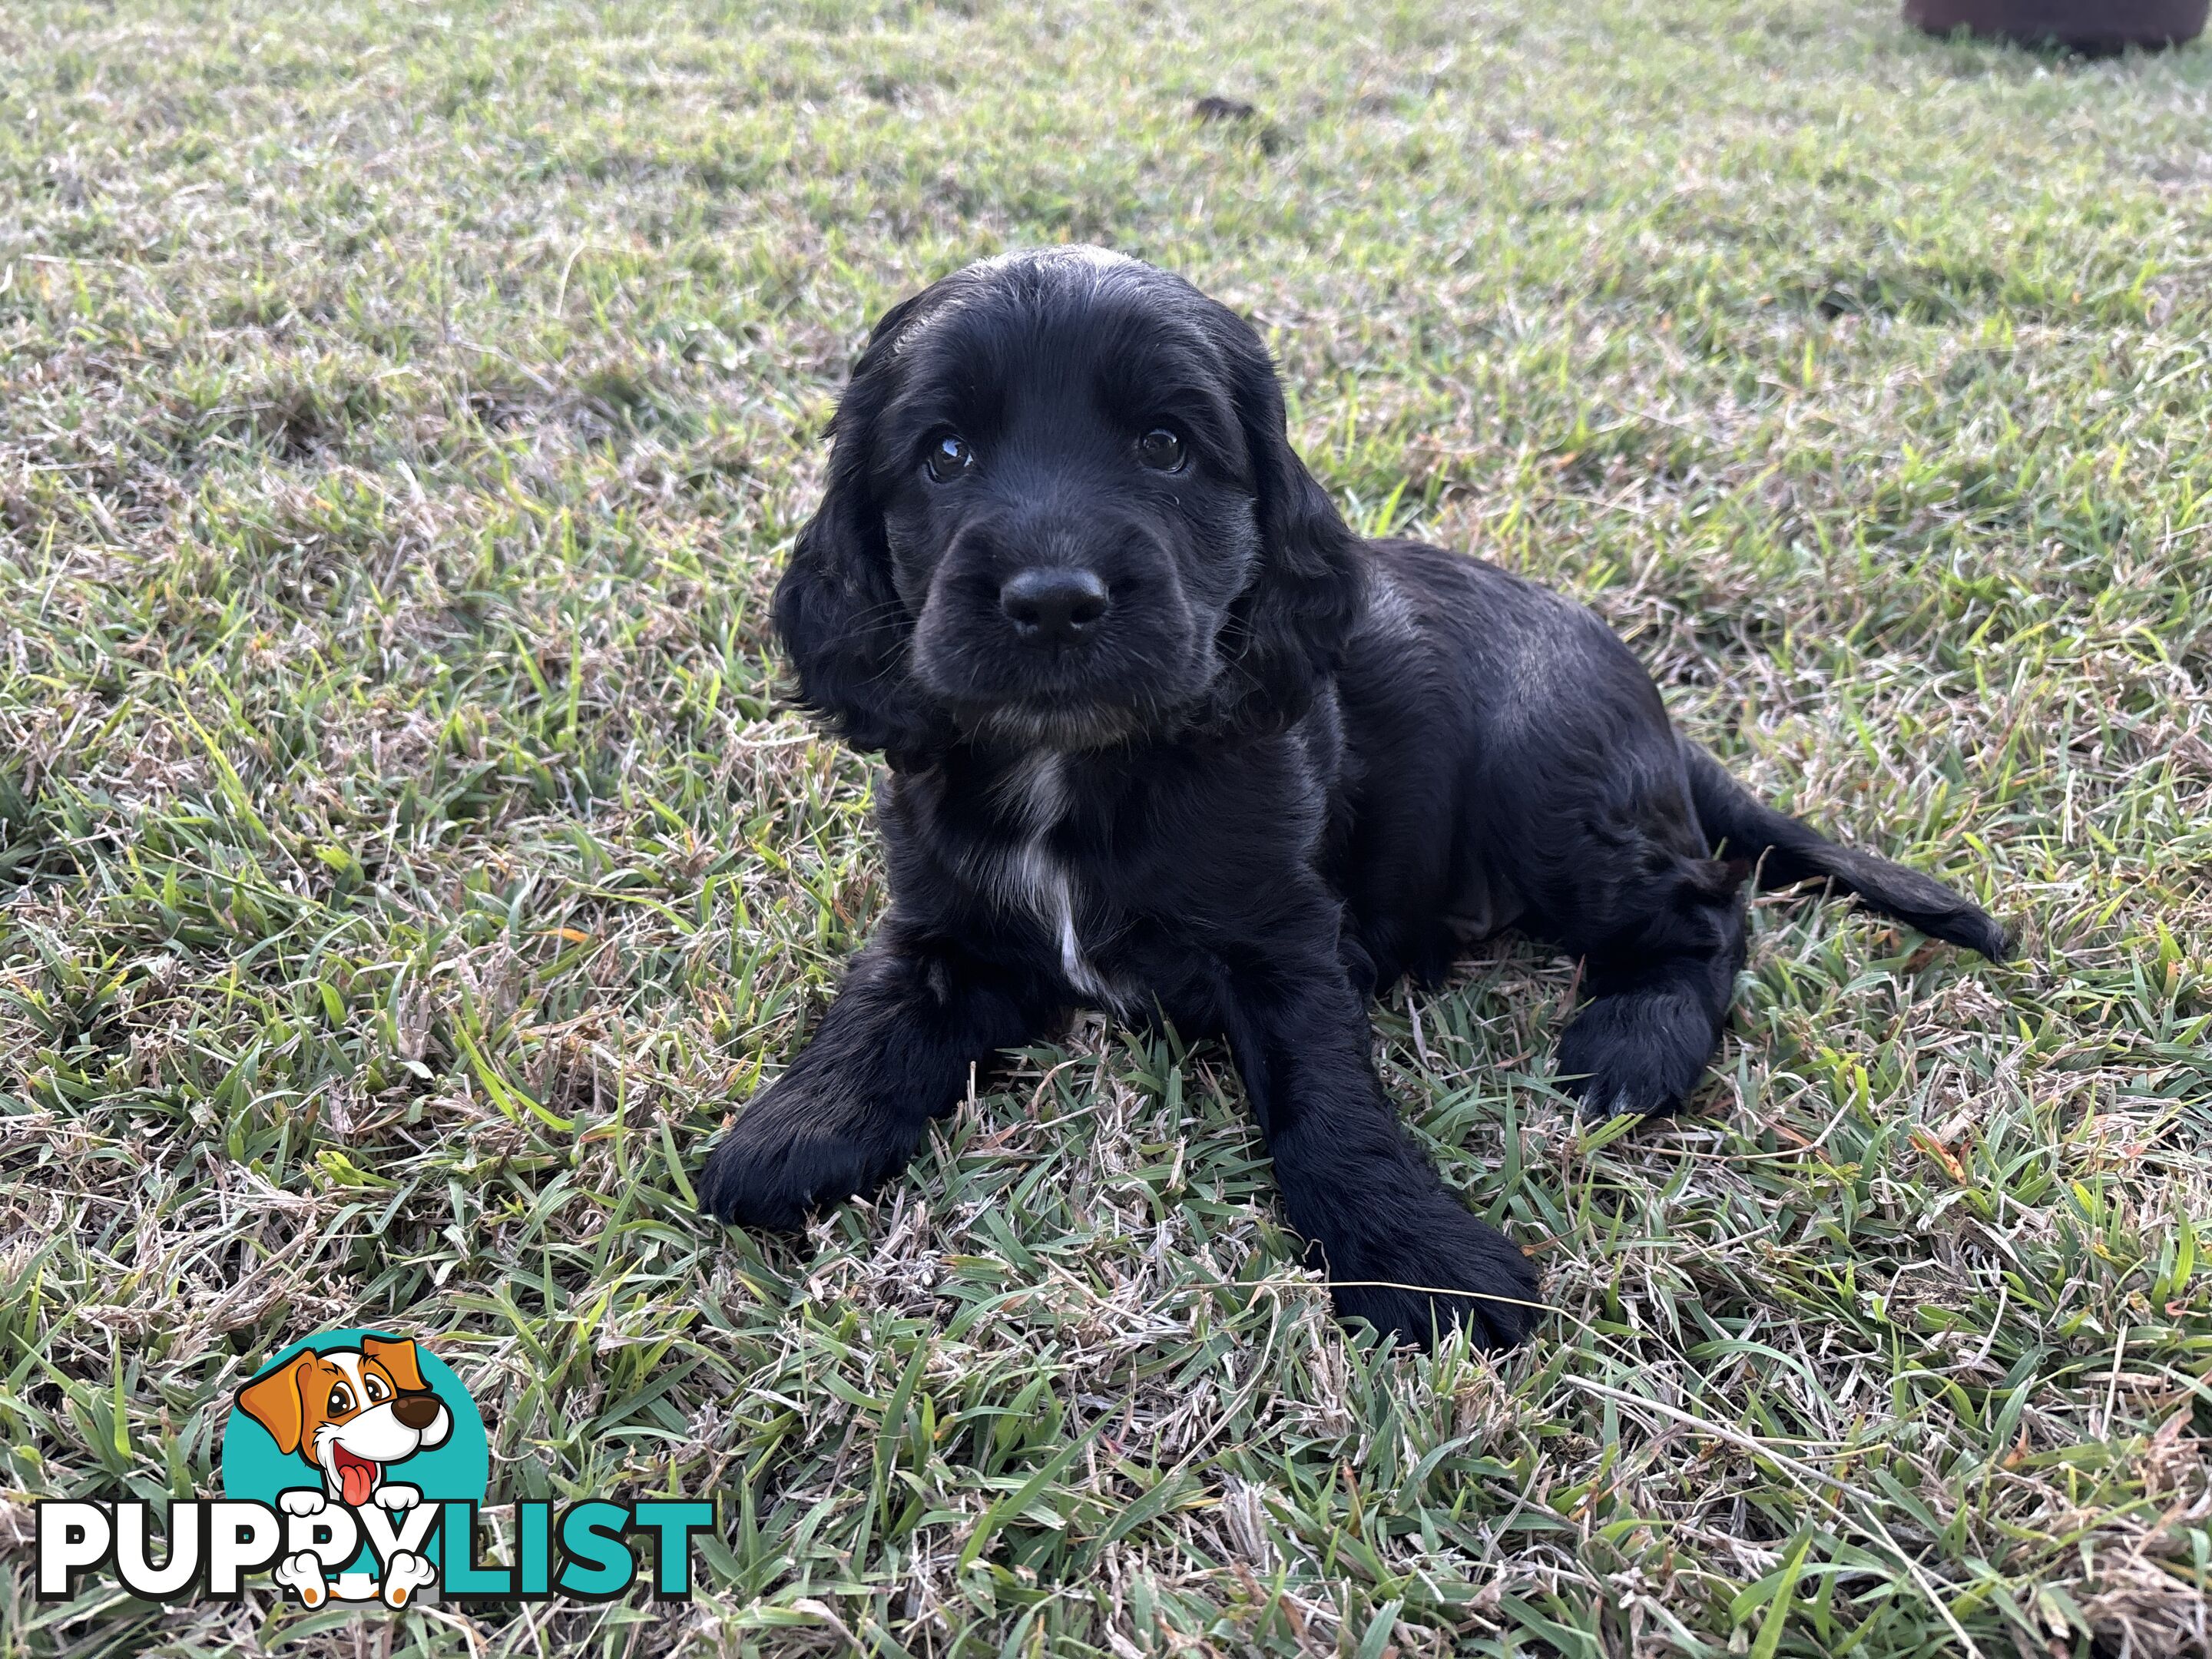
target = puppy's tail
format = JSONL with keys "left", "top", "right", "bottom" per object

{"left": 1682, "top": 740, "right": 2012, "bottom": 960}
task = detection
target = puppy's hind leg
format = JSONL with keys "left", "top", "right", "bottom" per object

{"left": 1552, "top": 857, "right": 1748, "bottom": 1119}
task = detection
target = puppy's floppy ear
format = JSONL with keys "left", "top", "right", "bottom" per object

{"left": 1206, "top": 316, "right": 1366, "bottom": 736}
{"left": 773, "top": 290, "right": 955, "bottom": 764}
{"left": 235, "top": 1353, "right": 314, "bottom": 1456}
{"left": 362, "top": 1334, "right": 428, "bottom": 1394}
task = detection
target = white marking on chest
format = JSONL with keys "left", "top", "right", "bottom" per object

{"left": 988, "top": 753, "right": 1120, "bottom": 1009}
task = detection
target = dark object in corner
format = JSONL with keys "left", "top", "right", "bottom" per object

{"left": 1905, "top": 0, "right": 2207, "bottom": 51}
{"left": 1193, "top": 95, "right": 1258, "bottom": 121}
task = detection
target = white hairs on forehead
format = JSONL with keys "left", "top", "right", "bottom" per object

{"left": 888, "top": 244, "right": 1148, "bottom": 355}
{"left": 975, "top": 243, "right": 1140, "bottom": 279}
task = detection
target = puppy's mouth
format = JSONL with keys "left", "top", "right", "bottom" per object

{"left": 916, "top": 637, "right": 1210, "bottom": 750}
{"left": 332, "top": 1443, "right": 380, "bottom": 1506}
{"left": 956, "top": 695, "right": 1154, "bottom": 751}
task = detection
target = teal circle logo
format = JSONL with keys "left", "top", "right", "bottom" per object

{"left": 222, "top": 1330, "right": 488, "bottom": 1607}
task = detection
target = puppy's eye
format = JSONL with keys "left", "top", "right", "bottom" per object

{"left": 365, "top": 1375, "right": 389, "bottom": 1402}
{"left": 1137, "top": 427, "right": 1186, "bottom": 473}
{"left": 924, "top": 432, "right": 974, "bottom": 482}
{"left": 328, "top": 1384, "right": 353, "bottom": 1416}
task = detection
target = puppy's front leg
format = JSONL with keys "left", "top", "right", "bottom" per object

{"left": 1222, "top": 949, "right": 1540, "bottom": 1350}
{"left": 700, "top": 922, "right": 1054, "bottom": 1231}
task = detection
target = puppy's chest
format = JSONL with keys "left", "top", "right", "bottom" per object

{"left": 962, "top": 753, "right": 1125, "bottom": 1009}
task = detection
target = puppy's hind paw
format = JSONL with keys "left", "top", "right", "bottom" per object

{"left": 273, "top": 1551, "right": 329, "bottom": 1608}
{"left": 1554, "top": 984, "right": 1720, "bottom": 1119}
{"left": 379, "top": 1551, "right": 436, "bottom": 1609}
{"left": 1562, "top": 1078, "right": 1681, "bottom": 1121}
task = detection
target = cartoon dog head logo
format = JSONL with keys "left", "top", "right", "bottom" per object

{"left": 31, "top": 1328, "right": 714, "bottom": 1610}
{"left": 235, "top": 1335, "right": 453, "bottom": 1512}
{"left": 222, "top": 1329, "right": 488, "bottom": 1608}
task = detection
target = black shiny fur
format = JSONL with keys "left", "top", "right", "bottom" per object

{"left": 700, "top": 248, "right": 2008, "bottom": 1350}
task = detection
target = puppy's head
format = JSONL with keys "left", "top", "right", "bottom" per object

{"left": 778, "top": 247, "right": 1363, "bottom": 757}
{"left": 235, "top": 1336, "right": 452, "bottom": 1505}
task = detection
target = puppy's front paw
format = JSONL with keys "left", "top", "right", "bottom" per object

{"left": 278, "top": 1488, "right": 328, "bottom": 1518}
{"left": 377, "top": 1483, "right": 420, "bottom": 1510}
{"left": 1320, "top": 1196, "right": 1541, "bottom": 1353}
{"left": 699, "top": 1081, "right": 919, "bottom": 1231}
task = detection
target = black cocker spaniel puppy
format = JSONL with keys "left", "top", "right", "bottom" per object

{"left": 701, "top": 247, "right": 2008, "bottom": 1350}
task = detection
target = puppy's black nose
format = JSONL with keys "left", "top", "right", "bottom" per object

{"left": 1000, "top": 568, "right": 1109, "bottom": 644}
{"left": 392, "top": 1392, "right": 442, "bottom": 1430}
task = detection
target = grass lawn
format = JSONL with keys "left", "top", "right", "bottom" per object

{"left": 3, "top": 0, "right": 2210, "bottom": 1652}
